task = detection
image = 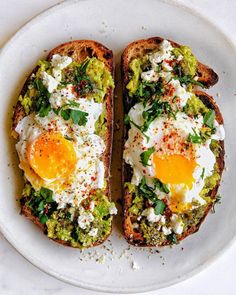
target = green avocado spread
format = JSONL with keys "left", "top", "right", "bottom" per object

{"left": 22, "top": 185, "right": 114, "bottom": 248}
{"left": 172, "top": 45, "right": 197, "bottom": 76}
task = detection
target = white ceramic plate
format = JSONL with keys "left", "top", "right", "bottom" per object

{"left": 0, "top": 0, "right": 236, "bottom": 293}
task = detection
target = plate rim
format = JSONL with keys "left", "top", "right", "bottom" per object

{"left": 0, "top": 0, "right": 236, "bottom": 293}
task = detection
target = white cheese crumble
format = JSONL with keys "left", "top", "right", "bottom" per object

{"left": 88, "top": 228, "right": 98, "bottom": 237}
{"left": 162, "top": 226, "right": 172, "bottom": 235}
{"left": 170, "top": 214, "right": 184, "bottom": 235}
{"left": 132, "top": 261, "right": 140, "bottom": 270}
{"left": 109, "top": 203, "right": 118, "bottom": 215}
{"left": 78, "top": 211, "right": 94, "bottom": 229}
{"left": 41, "top": 71, "right": 59, "bottom": 93}
{"left": 142, "top": 207, "right": 161, "bottom": 223}
{"left": 51, "top": 54, "right": 72, "bottom": 70}
{"left": 52, "top": 68, "right": 62, "bottom": 82}
{"left": 149, "top": 39, "right": 174, "bottom": 66}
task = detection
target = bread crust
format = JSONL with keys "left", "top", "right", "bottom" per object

{"left": 122, "top": 37, "right": 224, "bottom": 247}
{"left": 12, "top": 40, "right": 114, "bottom": 248}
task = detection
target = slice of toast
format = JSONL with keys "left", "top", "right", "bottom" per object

{"left": 122, "top": 37, "right": 224, "bottom": 246}
{"left": 12, "top": 40, "right": 114, "bottom": 248}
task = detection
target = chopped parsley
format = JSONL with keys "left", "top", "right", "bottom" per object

{"left": 140, "top": 147, "right": 155, "bottom": 167}
{"left": 124, "top": 115, "right": 150, "bottom": 142}
{"left": 204, "top": 110, "right": 215, "bottom": 129}
{"left": 154, "top": 199, "right": 166, "bottom": 215}
{"left": 24, "top": 186, "right": 57, "bottom": 224}
{"left": 137, "top": 177, "right": 168, "bottom": 213}
{"left": 188, "top": 128, "right": 202, "bottom": 144}
{"left": 142, "top": 100, "right": 177, "bottom": 131}
{"left": 173, "top": 75, "right": 205, "bottom": 88}
{"left": 32, "top": 79, "right": 51, "bottom": 117}
{"left": 153, "top": 178, "right": 170, "bottom": 194}
{"left": 167, "top": 233, "right": 178, "bottom": 244}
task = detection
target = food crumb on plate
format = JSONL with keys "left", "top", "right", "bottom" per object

{"left": 131, "top": 260, "right": 140, "bottom": 270}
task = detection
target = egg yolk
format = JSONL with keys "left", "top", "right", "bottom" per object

{"left": 153, "top": 154, "right": 197, "bottom": 213}
{"left": 27, "top": 132, "right": 77, "bottom": 181}
{"left": 153, "top": 154, "right": 196, "bottom": 188}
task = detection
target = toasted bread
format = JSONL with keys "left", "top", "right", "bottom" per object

{"left": 122, "top": 37, "right": 224, "bottom": 246}
{"left": 12, "top": 40, "right": 114, "bottom": 248}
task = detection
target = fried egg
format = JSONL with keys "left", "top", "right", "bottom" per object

{"left": 15, "top": 98, "right": 105, "bottom": 208}
{"left": 124, "top": 102, "right": 222, "bottom": 213}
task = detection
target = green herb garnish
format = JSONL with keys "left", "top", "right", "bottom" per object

{"left": 32, "top": 79, "right": 51, "bottom": 117}
{"left": 173, "top": 75, "right": 205, "bottom": 88}
{"left": 140, "top": 147, "right": 155, "bottom": 167}
{"left": 167, "top": 233, "right": 178, "bottom": 244}
{"left": 188, "top": 128, "right": 202, "bottom": 144}
{"left": 154, "top": 199, "right": 166, "bottom": 215}
{"left": 124, "top": 115, "right": 150, "bottom": 142}
{"left": 153, "top": 179, "right": 170, "bottom": 194}
{"left": 61, "top": 108, "right": 88, "bottom": 126}
{"left": 137, "top": 177, "right": 168, "bottom": 211}
{"left": 201, "top": 168, "right": 205, "bottom": 179}
{"left": 142, "top": 100, "right": 177, "bottom": 132}
{"left": 39, "top": 187, "right": 53, "bottom": 202}
{"left": 204, "top": 110, "right": 215, "bottom": 129}
{"left": 24, "top": 186, "right": 57, "bottom": 224}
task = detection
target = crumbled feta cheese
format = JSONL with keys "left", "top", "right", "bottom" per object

{"left": 89, "top": 201, "right": 95, "bottom": 211}
{"left": 149, "top": 40, "right": 174, "bottom": 66}
{"left": 132, "top": 261, "right": 140, "bottom": 270}
{"left": 169, "top": 79, "right": 191, "bottom": 107}
{"left": 142, "top": 207, "right": 161, "bottom": 223}
{"left": 78, "top": 211, "right": 94, "bottom": 229}
{"left": 41, "top": 71, "right": 59, "bottom": 93}
{"left": 52, "top": 68, "right": 62, "bottom": 82}
{"left": 160, "top": 215, "right": 166, "bottom": 225}
{"left": 171, "top": 214, "right": 184, "bottom": 235}
{"left": 98, "top": 255, "right": 106, "bottom": 264}
{"left": 141, "top": 69, "right": 160, "bottom": 82}
{"left": 162, "top": 61, "right": 173, "bottom": 71}
{"left": 162, "top": 226, "right": 172, "bottom": 235}
{"left": 88, "top": 228, "right": 98, "bottom": 237}
{"left": 109, "top": 203, "right": 118, "bottom": 215}
{"left": 51, "top": 54, "right": 72, "bottom": 70}
{"left": 176, "top": 54, "right": 183, "bottom": 61}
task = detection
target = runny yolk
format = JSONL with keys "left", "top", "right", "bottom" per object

{"left": 153, "top": 154, "right": 197, "bottom": 213}
{"left": 27, "top": 132, "right": 77, "bottom": 181}
{"left": 153, "top": 154, "right": 196, "bottom": 188}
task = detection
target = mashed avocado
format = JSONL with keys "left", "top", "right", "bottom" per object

{"left": 19, "top": 94, "right": 33, "bottom": 115}
{"left": 140, "top": 221, "right": 166, "bottom": 246}
{"left": 95, "top": 111, "right": 107, "bottom": 137}
{"left": 21, "top": 183, "right": 114, "bottom": 248}
{"left": 86, "top": 57, "right": 114, "bottom": 102}
{"left": 185, "top": 94, "right": 209, "bottom": 116}
{"left": 126, "top": 56, "right": 148, "bottom": 97}
{"left": 45, "top": 194, "right": 113, "bottom": 248}
{"left": 173, "top": 45, "right": 197, "bottom": 76}
{"left": 126, "top": 58, "right": 143, "bottom": 96}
